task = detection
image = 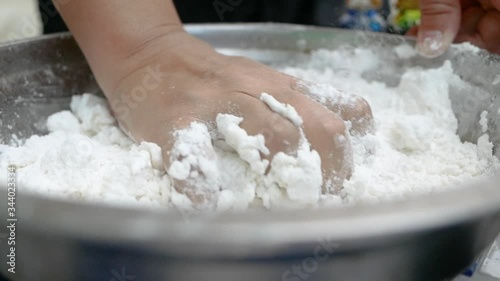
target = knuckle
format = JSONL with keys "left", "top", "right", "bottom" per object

{"left": 267, "top": 119, "right": 300, "bottom": 153}
{"left": 420, "top": 0, "right": 458, "bottom": 16}
{"left": 352, "top": 96, "right": 372, "bottom": 118}
{"left": 348, "top": 97, "right": 374, "bottom": 132}
{"left": 228, "top": 55, "right": 254, "bottom": 65}
{"left": 320, "top": 115, "right": 347, "bottom": 137}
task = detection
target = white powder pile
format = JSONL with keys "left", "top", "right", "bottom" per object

{"left": 280, "top": 46, "right": 499, "bottom": 204}
{"left": 0, "top": 44, "right": 498, "bottom": 211}
{"left": 0, "top": 95, "right": 171, "bottom": 206}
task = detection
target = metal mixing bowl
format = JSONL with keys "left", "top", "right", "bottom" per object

{"left": 0, "top": 24, "right": 499, "bottom": 281}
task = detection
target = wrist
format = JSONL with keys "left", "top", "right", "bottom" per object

{"left": 56, "top": 0, "right": 187, "bottom": 96}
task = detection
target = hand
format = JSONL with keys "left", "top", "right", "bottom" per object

{"left": 410, "top": 0, "right": 500, "bottom": 57}
{"left": 108, "top": 30, "right": 373, "bottom": 209}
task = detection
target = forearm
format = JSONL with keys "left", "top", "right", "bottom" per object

{"left": 56, "top": 0, "right": 183, "bottom": 94}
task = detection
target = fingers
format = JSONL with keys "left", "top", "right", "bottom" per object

{"left": 222, "top": 91, "right": 353, "bottom": 195}
{"left": 417, "top": 0, "right": 461, "bottom": 57}
{"left": 491, "top": 0, "right": 500, "bottom": 10}
{"left": 162, "top": 118, "right": 221, "bottom": 211}
{"left": 459, "top": 5, "right": 487, "bottom": 36}
{"left": 456, "top": 8, "right": 500, "bottom": 53}
{"left": 410, "top": 0, "right": 500, "bottom": 55}
{"left": 237, "top": 95, "right": 301, "bottom": 159}
{"left": 476, "top": 9, "right": 500, "bottom": 53}
{"left": 222, "top": 93, "right": 301, "bottom": 169}
{"left": 479, "top": 0, "right": 500, "bottom": 10}
{"left": 331, "top": 96, "right": 373, "bottom": 136}
{"left": 293, "top": 81, "right": 375, "bottom": 136}
{"left": 296, "top": 97, "right": 353, "bottom": 194}
{"left": 267, "top": 87, "right": 355, "bottom": 194}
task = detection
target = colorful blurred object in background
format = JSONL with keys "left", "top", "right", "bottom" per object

{"left": 0, "top": 0, "right": 422, "bottom": 38}
{"left": 338, "top": 0, "right": 421, "bottom": 34}
{"left": 339, "top": 0, "right": 387, "bottom": 31}
{"left": 388, "top": 0, "right": 421, "bottom": 33}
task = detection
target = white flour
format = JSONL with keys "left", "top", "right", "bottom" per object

{"left": 281, "top": 47, "right": 499, "bottom": 204}
{"left": 0, "top": 44, "right": 498, "bottom": 211}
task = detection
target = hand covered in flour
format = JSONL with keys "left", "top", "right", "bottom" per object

{"left": 56, "top": 0, "right": 373, "bottom": 210}
{"left": 410, "top": 0, "right": 500, "bottom": 57}
{"left": 106, "top": 30, "right": 373, "bottom": 209}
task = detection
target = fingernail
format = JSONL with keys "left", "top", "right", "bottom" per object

{"left": 417, "top": 31, "right": 446, "bottom": 58}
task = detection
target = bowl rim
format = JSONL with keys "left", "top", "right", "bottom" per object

{"left": 1, "top": 23, "right": 499, "bottom": 257}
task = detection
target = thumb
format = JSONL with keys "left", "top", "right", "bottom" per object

{"left": 417, "top": 0, "right": 461, "bottom": 58}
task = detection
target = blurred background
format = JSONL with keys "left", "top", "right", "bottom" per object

{"left": 0, "top": 0, "right": 421, "bottom": 43}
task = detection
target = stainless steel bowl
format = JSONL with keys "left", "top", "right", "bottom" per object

{"left": 1, "top": 24, "right": 499, "bottom": 281}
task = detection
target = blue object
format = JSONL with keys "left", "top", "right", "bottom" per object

{"left": 339, "top": 9, "right": 387, "bottom": 32}
{"left": 462, "top": 260, "right": 479, "bottom": 277}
